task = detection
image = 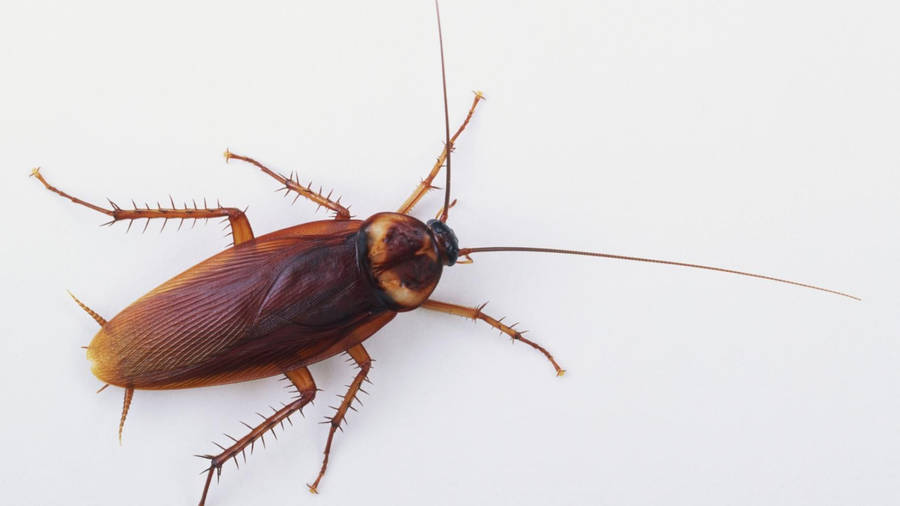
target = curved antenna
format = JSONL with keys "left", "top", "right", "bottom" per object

{"left": 457, "top": 246, "right": 860, "bottom": 301}
{"left": 435, "top": 0, "right": 452, "bottom": 222}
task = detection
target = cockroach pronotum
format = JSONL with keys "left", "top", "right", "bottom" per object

{"left": 27, "top": 2, "right": 860, "bottom": 505}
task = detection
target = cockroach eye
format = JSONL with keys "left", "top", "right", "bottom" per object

{"left": 426, "top": 219, "right": 459, "bottom": 266}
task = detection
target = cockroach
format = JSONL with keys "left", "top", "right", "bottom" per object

{"left": 29, "top": 2, "right": 858, "bottom": 505}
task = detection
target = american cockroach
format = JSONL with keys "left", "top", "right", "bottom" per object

{"left": 23, "top": 2, "right": 865, "bottom": 505}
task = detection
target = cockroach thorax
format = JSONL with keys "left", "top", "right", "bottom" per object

{"left": 358, "top": 212, "right": 452, "bottom": 311}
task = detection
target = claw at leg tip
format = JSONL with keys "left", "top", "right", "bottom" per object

{"left": 223, "top": 148, "right": 231, "bottom": 163}
{"left": 307, "top": 484, "right": 318, "bottom": 494}
{"left": 557, "top": 369, "right": 566, "bottom": 377}
{"left": 30, "top": 167, "right": 41, "bottom": 177}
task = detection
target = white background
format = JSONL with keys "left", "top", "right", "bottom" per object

{"left": 1, "top": 1, "right": 898, "bottom": 505}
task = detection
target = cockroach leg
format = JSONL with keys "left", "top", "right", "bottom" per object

{"left": 307, "top": 344, "right": 372, "bottom": 494}
{"left": 421, "top": 299, "right": 566, "bottom": 376}
{"left": 30, "top": 168, "right": 255, "bottom": 245}
{"left": 223, "top": 150, "right": 352, "bottom": 219}
{"left": 197, "top": 367, "right": 317, "bottom": 506}
{"left": 434, "top": 198, "right": 458, "bottom": 220}
{"left": 396, "top": 91, "right": 484, "bottom": 215}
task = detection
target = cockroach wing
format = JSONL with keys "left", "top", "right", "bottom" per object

{"left": 87, "top": 220, "right": 395, "bottom": 389}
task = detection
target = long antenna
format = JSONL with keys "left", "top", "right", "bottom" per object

{"left": 457, "top": 246, "right": 860, "bottom": 301}
{"left": 435, "top": 0, "right": 452, "bottom": 222}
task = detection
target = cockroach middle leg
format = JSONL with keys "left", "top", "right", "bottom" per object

{"left": 197, "top": 367, "right": 317, "bottom": 506}
{"left": 307, "top": 344, "right": 372, "bottom": 494}
{"left": 421, "top": 299, "right": 565, "bottom": 376}
{"left": 224, "top": 150, "right": 351, "bottom": 219}
{"left": 396, "top": 91, "right": 484, "bottom": 215}
{"left": 30, "top": 168, "right": 255, "bottom": 245}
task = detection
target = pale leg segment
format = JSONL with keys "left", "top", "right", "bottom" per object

{"left": 396, "top": 92, "right": 484, "bottom": 215}
{"left": 421, "top": 299, "right": 565, "bottom": 376}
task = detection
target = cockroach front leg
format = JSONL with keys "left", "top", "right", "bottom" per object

{"left": 397, "top": 91, "right": 484, "bottom": 215}
{"left": 421, "top": 299, "right": 565, "bottom": 376}
{"left": 307, "top": 344, "right": 372, "bottom": 494}
{"left": 224, "top": 150, "right": 352, "bottom": 219}
{"left": 197, "top": 367, "right": 317, "bottom": 506}
{"left": 30, "top": 168, "right": 255, "bottom": 245}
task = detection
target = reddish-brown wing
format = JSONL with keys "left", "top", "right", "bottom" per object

{"left": 88, "top": 220, "right": 396, "bottom": 389}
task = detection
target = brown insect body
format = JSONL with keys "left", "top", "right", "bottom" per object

{"left": 29, "top": 3, "right": 857, "bottom": 504}
{"left": 89, "top": 212, "right": 452, "bottom": 390}
{"left": 31, "top": 87, "right": 494, "bottom": 502}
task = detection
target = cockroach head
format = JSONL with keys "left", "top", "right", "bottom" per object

{"left": 426, "top": 219, "right": 459, "bottom": 266}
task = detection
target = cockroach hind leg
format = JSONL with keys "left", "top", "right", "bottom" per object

{"left": 67, "top": 290, "right": 107, "bottom": 327}
{"left": 196, "top": 367, "right": 317, "bottom": 506}
{"left": 32, "top": 167, "right": 256, "bottom": 245}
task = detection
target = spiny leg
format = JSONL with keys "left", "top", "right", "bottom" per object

{"left": 397, "top": 91, "right": 485, "bottom": 215}
{"left": 30, "top": 168, "right": 254, "bottom": 245}
{"left": 224, "top": 150, "right": 351, "bottom": 219}
{"left": 421, "top": 299, "right": 565, "bottom": 376}
{"left": 197, "top": 368, "right": 316, "bottom": 506}
{"left": 307, "top": 344, "right": 372, "bottom": 494}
